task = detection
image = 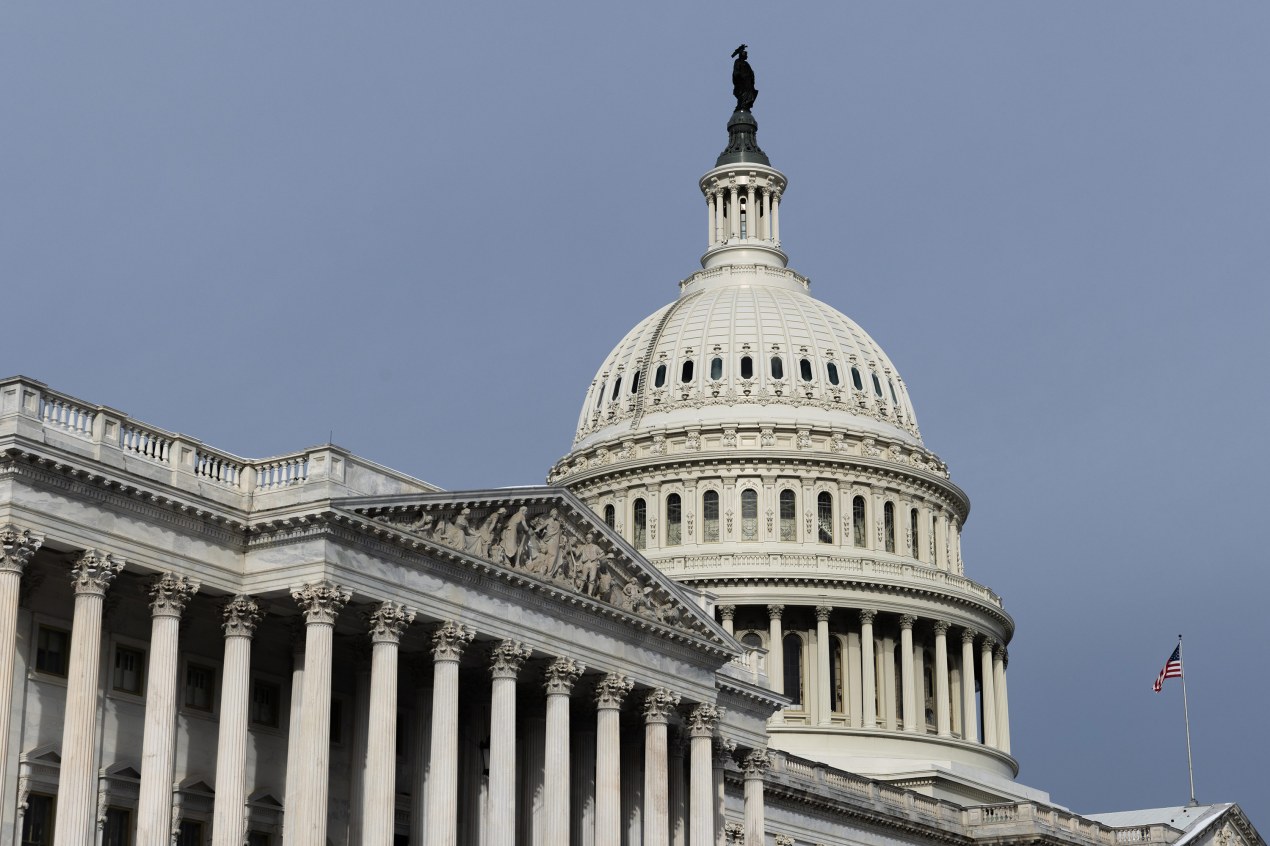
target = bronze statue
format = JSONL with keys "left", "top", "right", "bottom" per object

{"left": 732, "top": 44, "right": 758, "bottom": 112}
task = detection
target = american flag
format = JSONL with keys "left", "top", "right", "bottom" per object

{"left": 1153, "top": 645, "right": 1183, "bottom": 692}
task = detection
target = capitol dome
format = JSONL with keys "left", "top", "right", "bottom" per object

{"left": 552, "top": 96, "right": 1021, "bottom": 801}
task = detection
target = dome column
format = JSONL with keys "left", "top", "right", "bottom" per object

{"left": 859, "top": 610, "right": 877, "bottom": 729}
{"left": 766, "top": 605, "right": 784, "bottom": 695}
{"left": 706, "top": 193, "right": 717, "bottom": 247}
{"left": 933, "top": 621, "right": 952, "bottom": 738}
{"left": 714, "top": 190, "right": 725, "bottom": 245}
{"left": 744, "top": 184, "right": 756, "bottom": 240}
{"left": 718, "top": 604, "right": 735, "bottom": 636}
{"left": 899, "top": 615, "right": 917, "bottom": 732}
{"left": 815, "top": 607, "right": 832, "bottom": 725}
{"left": 728, "top": 183, "right": 740, "bottom": 240}
{"left": 960, "top": 629, "right": 979, "bottom": 743}
{"left": 980, "top": 638, "right": 998, "bottom": 749}
{"left": 771, "top": 190, "right": 781, "bottom": 244}
{"left": 761, "top": 188, "right": 772, "bottom": 241}
{"left": 995, "top": 645, "right": 1011, "bottom": 753}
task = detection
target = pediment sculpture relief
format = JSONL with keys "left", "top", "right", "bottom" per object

{"left": 374, "top": 504, "right": 688, "bottom": 630}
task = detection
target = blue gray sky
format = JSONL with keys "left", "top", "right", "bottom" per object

{"left": 3, "top": 2, "right": 1267, "bottom": 826}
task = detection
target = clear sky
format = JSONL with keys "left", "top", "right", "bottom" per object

{"left": 3, "top": 1, "right": 1267, "bottom": 827}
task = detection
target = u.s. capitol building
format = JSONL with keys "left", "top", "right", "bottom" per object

{"left": 0, "top": 59, "right": 1261, "bottom": 846}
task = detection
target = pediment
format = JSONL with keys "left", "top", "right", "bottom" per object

{"left": 103, "top": 762, "right": 142, "bottom": 780}
{"left": 19, "top": 744, "right": 60, "bottom": 765}
{"left": 339, "top": 487, "right": 736, "bottom": 656}
{"left": 248, "top": 791, "right": 283, "bottom": 808}
{"left": 177, "top": 777, "right": 215, "bottom": 796}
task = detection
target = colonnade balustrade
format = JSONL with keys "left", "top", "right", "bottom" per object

{"left": 0, "top": 525, "right": 773, "bottom": 846}
{"left": 718, "top": 602, "right": 1011, "bottom": 754}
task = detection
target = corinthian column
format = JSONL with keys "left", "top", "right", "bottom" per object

{"left": 766, "top": 605, "right": 784, "bottom": 694}
{"left": 685, "top": 705, "right": 718, "bottom": 846}
{"left": 594, "top": 673, "right": 633, "bottom": 846}
{"left": 815, "top": 606, "right": 832, "bottom": 725}
{"left": 932, "top": 621, "right": 951, "bottom": 738}
{"left": 362, "top": 602, "right": 415, "bottom": 846}
{"left": 425, "top": 621, "right": 475, "bottom": 846}
{"left": 718, "top": 605, "right": 735, "bottom": 637}
{"left": 642, "top": 689, "right": 680, "bottom": 846}
{"left": 487, "top": 640, "right": 531, "bottom": 846}
{"left": 543, "top": 658, "right": 584, "bottom": 846}
{"left": 898, "top": 615, "right": 917, "bottom": 732}
{"left": 858, "top": 610, "right": 877, "bottom": 729}
{"left": 212, "top": 596, "right": 262, "bottom": 846}
{"left": 137, "top": 574, "right": 200, "bottom": 846}
{"left": 980, "top": 638, "right": 998, "bottom": 749}
{"left": 994, "top": 644, "right": 1010, "bottom": 753}
{"left": 960, "top": 629, "right": 978, "bottom": 743}
{"left": 0, "top": 525, "right": 41, "bottom": 812}
{"left": 711, "top": 738, "right": 734, "bottom": 846}
{"left": 53, "top": 550, "right": 125, "bottom": 846}
{"left": 290, "top": 581, "right": 351, "bottom": 846}
{"left": 740, "top": 750, "right": 769, "bottom": 846}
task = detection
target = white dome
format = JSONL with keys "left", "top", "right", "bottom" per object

{"left": 573, "top": 263, "right": 921, "bottom": 451}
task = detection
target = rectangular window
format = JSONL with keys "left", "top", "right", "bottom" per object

{"left": 250, "top": 680, "right": 280, "bottom": 728}
{"left": 21, "top": 794, "right": 55, "bottom": 846}
{"left": 102, "top": 807, "right": 131, "bottom": 846}
{"left": 184, "top": 664, "right": 215, "bottom": 711}
{"left": 177, "top": 820, "right": 204, "bottom": 846}
{"left": 113, "top": 646, "right": 145, "bottom": 695}
{"left": 35, "top": 626, "right": 69, "bottom": 676}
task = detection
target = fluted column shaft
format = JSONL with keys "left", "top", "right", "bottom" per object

{"left": 766, "top": 605, "right": 784, "bottom": 694}
{"left": 728, "top": 185, "right": 740, "bottom": 239}
{"left": 687, "top": 706, "right": 718, "bottom": 846}
{"left": 899, "top": 615, "right": 917, "bottom": 732}
{"left": 706, "top": 195, "right": 715, "bottom": 246}
{"left": 363, "top": 603, "right": 415, "bottom": 846}
{"left": 711, "top": 740, "right": 733, "bottom": 846}
{"left": 980, "top": 639, "right": 998, "bottom": 748}
{"left": 138, "top": 574, "right": 199, "bottom": 846}
{"left": 53, "top": 551, "right": 124, "bottom": 846}
{"left": 291, "top": 582, "right": 350, "bottom": 846}
{"left": 643, "top": 690, "right": 679, "bottom": 846}
{"left": 994, "top": 646, "right": 1010, "bottom": 753}
{"left": 960, "top": 631, "right": 979, "bottom": 743}
{"left": 771, "top": 193, "right": 781, "bottom": 243}
{"left": 741, "top": 751, "right": 768, "bottom": 846}
{"left": 0, "top": 526, "right": 40, "bottom": 814}
{"left": 815, "top": 607, "right": 832, "bottom": 724}
{"left": 282, "top": 631, "right": 305, "bottom": 846}
{"left": 594, "top": 674, "right": 631, "bottom": 846}
{"left": 744, "top": 185, "right": 755, "bottom": 239}
{"left": 762, "top": 189, "right": 772, "bottom": 240}
{"left": 544, "top": 658, "right": 584, "bottom": 846}
{"left": 669, "top": 733, "right": 686, "bottom": 846}
{"left": 933, "top": 622, "right": 951, "bottom": 738}
{"left": 859, "top": 611, "right": 877, "bottom": 729}
{"left": 409, "top": 673, "right": 433, "bottom": 846}
{"left": 425, "top": 622, "right": 475, "bottom": 846}
{"left": 488, "top": 641, "right": 531, "bottom": 846}
{"left": 212, "top": 597, "right": 261, "bottom": 846}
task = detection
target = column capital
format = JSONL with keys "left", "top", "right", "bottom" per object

{"left": 642, "top": 688, "right": 681, "bottom": 724}
{"left": 858, "top": 608, "right": 877, "bottom": 625}
{"left": 932, "top": 620, "right": 951, "bottom": 637}
{"left": 594, "top": 672, "right": 634, "bottom": 709}
{"left": 221, "top": 595, "right": 261, "bottom": 638}
{"left": 0, "top": 524, "right": 43, "bottom": 574}
{"left": 898, "top": 614, "right": 916, "bottom": 631}
{"left": 740, "top": 749, "right": 770, "bottom": 778}
{"left": 766, "top": 604, "right": 784, "bottom": 621}
{"left": 291, "top": 581, "right": 350, "bottom": 625}
{"left": 814, "top": 606, "right": 832, "bottom": 623}
{"left": 685, "top": 703, "right": 720, "bottom": 738}
{"left": 69, "top": 549, "right": 124, "bottom": 596}
{"left": 544, "top": 656, "right": 584, "bottom": 694}
{"left": 718, "top": 604, "right": 736, "bottom": 622}
{"left": 148, "top": 572, "right": 200, "bottom": 618}
{"left": 367, "top": 601, "right": 415, "bottom": 644}
{"left": 431, "top": 620, "right": 476, "bottom": 662}
{"left": 711, "top": 736, "right": 736, "bottom": 768}
{"left": 488, "top": 639, "right": 531, "bottom": 679}
{"left": 961, "top": 627, "right": 979, "bottom": 645}
{"left": 981, "top": 636, "right": 997, "bottom": 652}
{"left": 995, "top": 643, "right": 1008, "bottom": 662}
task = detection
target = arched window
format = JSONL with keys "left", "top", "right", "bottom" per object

{"left": 910, "top": 508, "right": 920, "bottom": 559}
{"left": 827, "top": 362, "right": 840, "bottom": 385}
{"left": 889, "top": 379, "right": 899, "bottom": 404}
{"left": 931, "top": 515, "right": 939, "bottom": 564}
{"left": 604, "top": 504, "right": 615, "bottom": 528}
{"left": 709, "top": 357, "right": 723, "bottom": 381}
{"left": 884, "top": 502, "right": 896, "bottom": 552}
{"left": 630, "top": 371, "right": 641, "bottom": 394}
{"left": 666, "top": 493, "right": 682, "bottom": 546}
{"left": 741, "top": 489, "right": 758, "bottom": 540}
{"left": 779, "top": 489, "right": 797, "bottom": 541}
{"left": 783, "top": 633, "right": 804, "bottom": 706}
{"left": 654, "top": 364, "right": 667, "bottom": 388}
{"left": 702, "top": 490, "right": 720, "bottom": 542}
{"left": 817, "top": 492, "right": 833, "bottom": 543}
{"left": 681, "top": 360, "right": 694, "bottom": 383}
{"left": 741, "top": 631, "right": 762, "bottom": 649}
{"left": 633, "top": 498, "right": 647, "bottom": 549}
{"left": 851, "top": 367, "right": 863, "bottom": 390}
{"left": 830, "top": 636, "right": 844, "bottom": 713}
{"left": 739, "top": 195, "right": 748, "bottom": 239}
{"left": 611, "top": 378, "right": 622, "bottom": 400}
{"left": 799, "top": 359, "right": 813, "bottom": 382}
{"left": 770, "top": 357, "right": 784, "bottom": 379}
{"left": 872, "top": 374, "right": 884, "bottom": 397}
{"left": 852, "top": 496, "right": 866, "bottom": 548}
{"left": 595, "top": 383, "right": 606, "bottom": 409}
{"left": 740, "top": 356, "right": 754, "bottom": 379}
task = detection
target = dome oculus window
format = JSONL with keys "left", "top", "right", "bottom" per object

{"left": 770, "top": 357, "right": 784, "bottom": 379}
{"left": 799, "top": 358, "right": 813, "bottom": 382}
{"left": 851, "top": 367, "right": 863, "bottom": 391}
{"left": 709, "top": 357, "right": 723, "bottom": 381}
{"left": 889, "top": 379, "right": 898, "bottom": 404}
{"left": 595, "top": 383, "right": 606, "bottom": 409}
{"left": 872, "top": 374, "right": 883, "bottom": 398}
{"left": 740, "top": 356, "right": 753, "bottom": 380}
{"left": 681, "top": 360, "right": 694, "bottom": 383}
{"left": 630, "top": 371, "right": 641, "bottom": 394}
{"left": 827, "top": 362, "right": 840, "bottom": 385}
{"left": 654, "top": 364, "right": 667, "bottom": 388}
{"left": 611, "top": 378, "right": 622, "bottom": 400}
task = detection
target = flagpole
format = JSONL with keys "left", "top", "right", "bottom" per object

{"left": 1178, "top": 634, "right": 1197, "bottom": 806}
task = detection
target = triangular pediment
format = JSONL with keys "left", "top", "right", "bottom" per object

{"left": 337, "top": 486, "right": 736, "bottom": 656}
{"left": 248, "top": 791, "right": 283, "bottom": 808}
{"left": 103, "top": 762, "right": 142, "bottom": 780}
{"left": 19, "top": 745, "right": 60, "bottom": 765}
{"left": 177, "top": 777, "right": 215, "bottom": 796}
